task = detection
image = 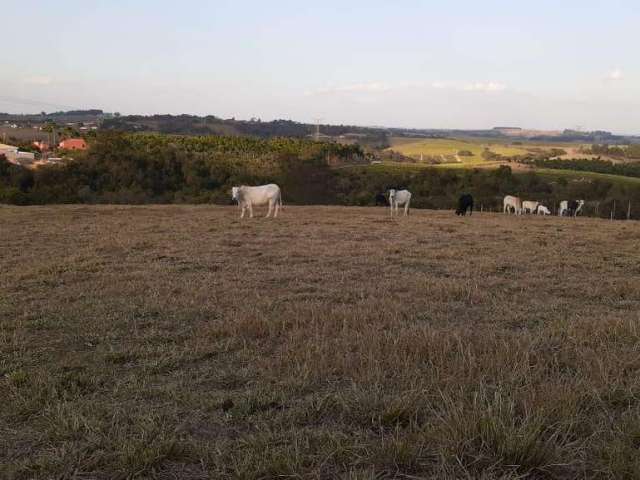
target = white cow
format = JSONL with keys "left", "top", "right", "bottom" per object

{"left": 522, "top": 201, "right": 539, "bottom": 214}
{"left": 558, "top": 200, "right": 585, "bottom": 217}
{"left": 536, "top": 205, "right": 551, "bottom": 215}
{"left": 503, "top": 195, "right": 522, "bottom": 215}
{"left": 231, "top": 184, "right": 282, "bottom": 219}
{"left": 389, "top": 189, "right": 411, "bottom": 216}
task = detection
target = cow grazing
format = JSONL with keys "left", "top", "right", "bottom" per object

{"left": 536, "top": 205, "right": 551, "bottom": 215}
{"left": 522, "top": 201, "right": 539, "bottom": 214}
{"left": 389, "top": 189, "right": 412, "bottom": 216}
{"left": 231, "top": 184, "right": 282, "bottom": 219}
{"left": 374, "top": 193, "right": 388, "bottom": 206}
{"left": 559, "top": 200, "right": 585, "bottom": 217}
{"left": 456, "top": 194, "right": 474, "bottom": 216}
{"left": 503, "top": 195, "right": 522, "bottom": 215}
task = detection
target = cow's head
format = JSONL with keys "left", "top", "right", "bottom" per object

{"left": 388, "top": 189, "right": 396, "bottom": 201}
{"left": 231, "top": 186, "right": 240, "bottom": 201}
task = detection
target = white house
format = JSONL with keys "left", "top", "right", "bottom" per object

{"left": 0, "top": 143, "right": 36, "bottom": 166}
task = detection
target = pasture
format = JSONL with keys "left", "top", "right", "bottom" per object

{"left": 387, "top": 137, "right": 533, "bottom": 163}
{"left": 0, "top": 126, "right": 49, "bottom": 143}
{"left": 2, "top": 205, "right": 640, "bottom": 479}
{"left": 385, "top": 137, "right": 614, "bottom": 166}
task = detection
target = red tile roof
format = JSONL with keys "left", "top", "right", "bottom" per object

{"left": 58, "top": 138, "right": 88, "bottom": 150}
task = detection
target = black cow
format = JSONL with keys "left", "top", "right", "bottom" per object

{"left": 455, "top": 194, "right": 474, "bottom": 216}
{"left": 568, "top": 200, "right": 581, "bottom": 216}
{"left": 374, "top": 193, "right": 388, "bottom": 206}
{"left": 560, "top": 199, "right": 585, "bottom": 217}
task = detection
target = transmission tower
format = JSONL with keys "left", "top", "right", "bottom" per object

{"left": 313, "top": 118, "right": 322, "bottom": 141}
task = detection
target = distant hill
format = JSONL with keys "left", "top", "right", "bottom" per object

{"left": 0, "top": 109, "right": 108, "bottom": 124}
{"left": 99, "top": 114, "right": 384, "bottom": 139}
{"left": 2, "top": 110, "right": 639, "bottom": 145}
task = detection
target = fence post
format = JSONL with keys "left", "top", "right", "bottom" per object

{"left": 628, "top": 201, "right": 631, "bottom": 220}
{"left": 611, "top": 200, "right": 615, "bottom": 221}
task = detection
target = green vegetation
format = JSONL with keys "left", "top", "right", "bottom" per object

{"left": 101, "top": 114, "right": 388, "bottom": 140}
{"left": 2, "top": 133, "right": 640, "bottom": 219}
{"left": 529, "top": 158, "right": 640, "bottom": 179}
{"left": 587, "top": 143, "right": 640, "bottom": 159}
{"left": 0, "top": 133, "right": 363, "bottom": 205}
{"left": 535, "top": 168, "right": 640, "bottom": 186}
{"left": 338, "top": 164, "right": 640, "bottom": 218}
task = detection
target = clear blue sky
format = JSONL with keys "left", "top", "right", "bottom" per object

{"left": 2, "top": 0, "right": 639, "bottom": 133}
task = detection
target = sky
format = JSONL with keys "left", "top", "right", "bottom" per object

{"left": 1, "top": 0, "right": 639, "bottom": 133}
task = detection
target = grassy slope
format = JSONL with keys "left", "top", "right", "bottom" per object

{"left": 362, "top": 161, "right": 640, "bottom": 186}
{"left": 535, "top": 167, "right": 640, "bottom": 185}
{"left": 2, "top": 205, "right": 640, "bottom": 479}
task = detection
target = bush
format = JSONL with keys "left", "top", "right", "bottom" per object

{"left": 0, "top": 186, "right": 30, "bottom": 205}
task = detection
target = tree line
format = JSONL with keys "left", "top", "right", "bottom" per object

{"left": 585, "top": 144, "right": 640, "bottom": 159}
{"left": 0, "top": 133, "right": 362, "bottom": 205}
{"left": 529, "top": 157, "right": 640, "bottom": 178}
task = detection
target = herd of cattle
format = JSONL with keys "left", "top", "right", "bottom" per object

{"left": 503, "top": 195, "right": 584, "bottom": 217}
{"left": 230, "top": 184, "right": 586, "bottom": 219}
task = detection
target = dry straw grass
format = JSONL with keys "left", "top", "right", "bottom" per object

{"left": 1, "top": 205, "right": 640, "bottom": 479}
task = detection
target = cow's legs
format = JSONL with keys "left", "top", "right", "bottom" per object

{"left": 240, "top": 204, "right": 246, "bottom": 219}
{"left": 248, "top": 203, "right": 254, "bottom": 218}
{"left": 404, "top": 201, "right": 410, "bottom": 216}
{"left": 274, "top": 200, "right": 279, "bottom": 218}
{"left": 266, "top": 201, "right": 273, "bottom": 218}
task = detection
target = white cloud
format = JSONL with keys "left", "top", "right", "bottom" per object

{"left": 463, "top": 82, "right": 506, "bottom": 92}
{"left": 307, "top": 82, "right": 393, "bottom": 96}
{"left": 24, "top": 76, "right": 54, "bottom": 86}
{"left": 606, "top": 68, "right": 623, "bottom": 81}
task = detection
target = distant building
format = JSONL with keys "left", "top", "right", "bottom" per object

{"left": 493, "top": 127, "right": 523, "bottom": 136}
{"left": 493, "top": 126, "right": 562, "bottom": 138}
{"left": 58, "top": 138, "right": 88, "bottom": 150}
{"left": 0, "top": 143, "right": 19, "bottom": 156}
{"left": 1, "top": 146, "right": 36, "bottom": 166}
{"left": 340, "top": 133, "right": 368, "bottom": 138}
{"left": 33, "top": 141, "right": 50, "bottom": 152}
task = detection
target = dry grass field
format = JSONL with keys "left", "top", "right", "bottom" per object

{"left": 2, "top": 205, "right": 640, "bottom": 479}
